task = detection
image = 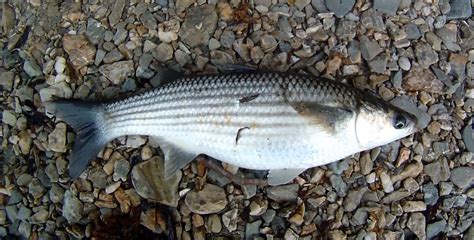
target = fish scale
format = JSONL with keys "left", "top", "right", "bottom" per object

{"left": 45, "top": 71, "right": 417, "bottom": 185}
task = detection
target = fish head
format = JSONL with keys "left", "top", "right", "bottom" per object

{"left": 355, "top": 103, "right": 418, "bottom": 150}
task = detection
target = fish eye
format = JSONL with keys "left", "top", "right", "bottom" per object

{"left": 393, "top": 114, "right": 407, "bottom": 129}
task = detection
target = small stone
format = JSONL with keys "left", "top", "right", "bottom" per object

{"left": 266, "top": 184, "right": 299, "bottom": 202}
{"left": 439, "top": 182, "right": 453, "bottom": 196}
{"left": 49, "top": 184, "right": 64, "bottom": 203}
{"left": 403, "top": 178, "right": 419, "bottom": 193}
{"left": 63, "top": 34, "right": 96, "bottom": 70}
{"left": 423, "top": 183, "right": 439, "bottom": 205}
{"left": 28, "top": 178, "right": 45, "bottom": 199}
{"left": 415, "top": 43, "right": 439, "bottom": 69}
{"left": 380, "top": 171, "right": 394, "bottom": 193}
{"left": 48, "top": 122, "right": 67, "bottom": 153}
{"left": 427, "top": 219, "right": 446, "bottom": 239}
{"left": 220, "top": 30, "right": 235, "bottom": 49}
{"left": 185, "top": 184, "right": 228, "bottom": 214}
{"left": 18, "top": 221, "right": 31, "bottom": 238}
{"left": 374, "top": 0, "right": 401, "bottom": 15}
{"left": 207, "top": 214, "right": 222, "bottom": 233}
{"left": 343, "top": 187, "right": 369, "bottom": 212}
{"left": 382, "top": 190, "right": 411, "bottom": 203}
{"left": 109, "top": 0, "right": 126, "bottom": 26}
{"left": 23, "top": 59, "right": 42, "bottom": 77}
{"left": 450, "top": 167, "right": 474, "bottom": 189}
{"left": 208, "top": 38, "right": 221, "bottom": 50}
{"left": 178, "top": 5, "right": 218, "bottom": 48}
{"left": 446, "top": 0, "right": 472, "bottom": 20}
{"left": 103, "top": 49, "right": 124, "bottom": 64}
{"left": 260, "top": 34, "right": 278, "bottom": 52}
{"left": 404, "top": 23, "right": 421, "bottom": 40}
{"left": 140, "top": 11, "right": 157, "bottom": 30}
{"left": 17, "top": 173, "right": 32, "bottom": 186}
{"left": 222, "top": 209, "right": 238, "bottom": 232}
{"left": 436, "top": 27, "right": 461, "bottom": 52}
{"left": 113, "top": 159, "right": 130, "bottom": 182}
{"left": 62, "top": 191, "right": 84, "bottom": 223}
{"left": 407, "top": 213, "right": 426, "bottom": 239}
{"left": 368, "top": 54, "right": 388, "bottom": 74}
{"left": 360, "top": 36, "right": 382, "bottom": 61}
{"left": 152, "top": 43, "right": 173, "bottom": 62}
{"left": 245, "top": 220, "right": 262, "bottom": 240}
{"left": 45, "top": 163, "right": 59, "bottom": 182}
{"left": 18, "top": 206, "right": 32, "bottom": 220}
{"left": 403, "top": 68, "right": 443, "bottom": 93}
{"left": 99, "top": 60, "right": 134, "bottom": 85}
{"left": 30, "top": 210, "right": 48, "bottom": 224}
{"left": 88, "top": 167, "right": 108, "bottom": 189}
{"left": 402, "top": 201, "right": 426, "bottom": 212}
{"left": 325, "top": 0, "right": 355, "bottom": 18}
{"left": 424, "top": 161, "right": 441, "bottom": 184}
{"left": 398, "top": 57, "right": 411, "bottom": 71}
{"left": 131, "top": 156, "right": 181, "bottom": 207}
{"left": 2, "top": 110, "right": 16, "bottom": 126}
{"left": 249, "top": 198, "right": 267, "bottom": 216}
{"left": 434, "top": 16, "right": 446, "bottom": 29}
{"left": 330, "top": 175, "right": 348, "bottom": 197}
{"left": 158, "top": 19, "right": 180, "bottom": 43}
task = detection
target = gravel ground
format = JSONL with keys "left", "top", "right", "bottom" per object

{"left": 1, "top": 0, "right": 474, "bottom": 239}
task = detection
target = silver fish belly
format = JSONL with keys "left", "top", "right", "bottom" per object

{"left": 45, "top": 72, "right": 417, "bottom": 185}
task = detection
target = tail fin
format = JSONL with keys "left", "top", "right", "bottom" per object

{"left": 44, "top": 100, "right": 108, "bottom": 179}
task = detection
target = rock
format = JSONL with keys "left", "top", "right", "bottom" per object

{"left": 220, "top": 30, "right": 235, "bottom": 49}
{"left": 45, "top": 163, "right": 59, "bottom": 182}
{"left": 152, "top": 43, "right": 173, "bottom": 62}
{"left": 260, "top": 34, "right": 278, "bottom": 52}
{"left": 48, "top": 123, "right": 67, "bottom": 154}
{"left": 343, "top": 187, "right": 369, "bottom": 212}
{"left": 113, "top": 159, "right": 130, "bottom": 182}
{"left": 103, "top": 49, "right": 124, "bottom": 64}
{"left": 402, "top": 68, "right": 443, "bottom": 93}
{"left": 178, "top": 5, "right": 218, "bottom": 48}
{"left": 245, "top": 220, "right": 262, "bottom": 240}
{"left": 404, "top": 23, "right": 421, "bottom": 40}
{"left": 62, "top": 191, "right": 84, "bottom": 223}
{"left": 382, "top": 190, "right": 411, "bottom": 203}
{"left": 158, "top": 19, "right": 180, "bottom": 43}
{"left": 30, "top": 210, "right": 48, "bottom": 224}
{"left": 374, "top": 0, "right": 401, "bottom": 15}
{"left": 17, "top": 130, "right": 31, "bottom": 155}
{"left": 28, "top": 178, "right": 45, "bottom": 199}
{"left": 380, "top": 171, "right": 394, "bottom": 193}
{"left": 462, "top": 119, "right": 474, "bottom": 152}
{"left": 450, "top": 167, "right": 474, "bottom": 188}
{"left": 131, "top": 156, "right": 181, "bottom": 207}
{"left": 330, "top": 175, "right": 348, "bottom": 197}
{"left": 49, "top": 183, "right": 64, "bottom": 203}
{"left": 2, "top": 110, "right": 16, "bottom": 126}
{"left": 63, "top": 34, "right": 96, "bottom": 70}
{"left": 415, "top": 43, "right": 439, "bottom": 69}
{"left": 222, "top": 209, "right": 238, "bottom": 232}
{"left": 88, "top": 167, "right": 108, "bottom": 189}
{"left": 210, "top": 50, "right": 235, "bottom": 66}
{"left": 436, "top": 27, "right": 461, "bottom": 52}
{"left": 249, "top": 198, "right": 267, "bottom": 216}
{"left": 99, "top": 60, "right": 134, "bottom": 85}
{"left": 207, "top": 214, "right": 222, "bottom": 233}
{"left": 18, "top": 221, "right": 31, "bottom": 238}
{"left": 398, "top": 57, "right": 411, "bottom": 71}
{"left": 423, "top": 183, "right": 439, "bottom": 205}
{"left": 446, "top": 0, "right": 472, "bottom": 20}
{"left": 360, "top": 36, "right": 382, "bottom": 61}
{"left": 325, "top": 0, "right": 355, "bottom": 18}
{"left": 23, "top": 59, "right": 42, "bottom": 77}
{"left": 402, "top": 201, "right": 426, "bottom": 212}
{"left": 185, "top": 184, "right": 228, "bottom": 214}
{"left": 427, "top": 219, "right": 446, "bottom": 239}
{"left": 17, "top": 206, "right": 32, "bottom": 220}
{"left": 424, "top": 161, "right": 441, "bottom": 184}
{"left": 17, "top": 173, "right": 32, "bottom": 186}
{"left": 109, "top": 0, "right": 126, "bottom": 26}
{"left": 407, "top": 213, "right": 426, "bottom": 239}
{"left": 266, "top": 184, "right": 299, "bottom": 202}
{"left": 140, "top": 11, "right": 157, "bottom": 30}
{"left": 86, "top": 18, "right": 106, "bottom": 45}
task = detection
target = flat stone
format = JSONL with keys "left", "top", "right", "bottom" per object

{"left": 427, "top": 219, "right": 446, "bottom": 239}
{"left": 178, "top": 5, "right": 218, "bottom": 48}
{"left": 185, "top": 184, "right": 228, "bottom": 214}
{"left": 343, "top": 187, "right": 369, "bottom": 212}
{"left": 325, "top": 0, "right": 355, "bottom": 18}
{"left": 446, "top": 0, "right": 472, "bottom": 20}
{"left": 330, "top": 175, "right": 348, "bottom": 197}
{"left": 102, "top": 49, "right": 124, "bottom": 64}
{"left": 152, "top": 43, "right": 173, "bottom": 62}
{"left": 109, "top": 0, "right": 126, "bottom": 26}
{"left": 374, "top": 0, "right": 401, "bottom": 15}
{"left": 99, "top": 60, "right": 134, "bottom": 85}
{"left": 88, "top": 167, "right": 108, "bottom": 189}
{"left": 266, "top": 184, "right": 299, "bottom": 202}
{"left": 260, "top": 34, "right": 278, "bottom": 52}
{"left": 360, "top": 36, "right": 382, "bottom": 61}
{"left": 407, "top": 213, "right": 426, "bottom": 239}
{"left": 62, "top": 191, "right": 83, "bottom": 223}
{"left": 423, "top": 182, "right": 439, "bottom": 205}
{"left": 86, "top": 18, "right": 105, "bottom": 45}
{"left": 415, "top": 43, "right": 439, "bottom": 69}
{"left": 140, "top": 11, "right": 157, "bottom": 30}
{"left": 402, "top": 201, "right": 426, "bottom": 212}
{"left": 403, "top": 68, "right": 443, "bottom": 93}
{"left": 49, "top": 183, "right": 64, "bottom": 203}
{"left": 63, "top": 34, "right": 96, "bottom": 70}
{"left": 380, "top": 171, "right": 394, "bottom": 193}
{"left": 450, "top": 167, "right": 474, "bottom": 188}
{"left": 113, "top": 158, "right": 130, "bottom": 182}
{"left": 131, "top": 156, "right": 181, "bottom": 207}
{"left": 424, "top": 161, "right": 441, "bottom": 184}
{"left": 245, "top": 220, "right": 262, "bottom": 240}
{"left": 28, "top": 178, "right": 45, "bottom": 199}
{"left": 158, "top": 19, "right": 180, "bottom": 43}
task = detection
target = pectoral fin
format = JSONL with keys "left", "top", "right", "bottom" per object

{"left": 149, "top": 137, "right": 196, "bottom": 179}
{"left": 267, "top": 168, "right": 306, "bottom": 186}
{"left": 292, "top": 102, "right": 353, "bottom": 132}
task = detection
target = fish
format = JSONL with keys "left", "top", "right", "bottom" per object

{"left": 44, "top": 71, "right": 418, "bottom": 185}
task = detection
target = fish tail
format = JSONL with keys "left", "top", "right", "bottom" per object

{"left": 44, "top": 100, "right": 108, "bottom": 179}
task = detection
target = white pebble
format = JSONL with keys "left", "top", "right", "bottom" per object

{"left": 380, "top": 171, "right": 394, "bottom": 193}
{"left": 398, "top": 57, "right": 411, "bottom": 71}
{"left": 54, "top": 57, "right": 66, "bottom": 74}
{"left": 366, "top": 172, "right": 376, "bottom": 183}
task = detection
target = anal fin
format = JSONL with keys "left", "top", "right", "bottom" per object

{"left": 267, "top": 168, "right": 306, "bottom": 186}
{"left": 149, "top": 137, "right": 196, "bottom": 179}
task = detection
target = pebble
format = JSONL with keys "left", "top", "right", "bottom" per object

{"left": 266, "top": 184, "right": 299, "bottom": 202}
{"left": 62, "top": 191, "right": 83, "bottom": 223}
{"left": 178, "top": 5, "right": 218, "bottom": 48}
{"left": 424, "top": 161, "right": 441, "bottom": 184}
{"left": 360, "top": 36, "right": 382, "bottom": 61}
{"left": 446, "top": 0, "right": 472, "bottom": 20}
{"left": 343, "top": 187, "right": 369, "bottom": 212}
{"left": 23, "top": 59, "right": 42, "bottom": 77}
{"left": 450, "top": 167, "right": 474, "bottom": 188}
{"left": 374, "top": 0, "right": 401, "bottom": 15}
{"left": 415, "top": 43, "right": 439, "bottom": 69}
{"left": 398, "top": 57, "right": 411, "bottom": 71}
{"left": 103, "top": 49, "right": 124, "bottom": 64}
{"left": 17, "top": 173, "right": 33, "bottom": 186}
{"left": 439, "top": 182, "right": 453, "bottom": 196}
{"left": 207, "top": 214, "right": 222, "bottom": 233}
{"left": 109, "top": 0, "right": 126, "bottom": 26}
{"left": 402, "top": 201, "right": 426, "bottom": 212}
{"left": 407, "top": 213, "right": 426, "bottom": 239}
{"left": 260, "top": 34, "right": 278, "bottom": 52}
{"left": 62, "top": 34, "right": 96, "bottom": 69}
{"left": 158, "top": 20, "right": 180, "bottom": 43}
{"left": 330, "top": 175, "right": 348, "bottom": 197}
{"left": 245, "top": 220, "right": 262, "bottom": 240}
{"left": 88, "top": 167, "right": 108, "bottom": 189}
{"left": 113, "top": 159, "right": 130, "bottom": 182}
{"left": 403, "top": 68, "right": 443, "bottom": 93}
{"left": 427, "top": 219, "right": 447, "bottom": 238}
{"left": 131, "top": 156, "right": 181, "bottom": 207}
{"left": 99, "top": 60, "right": 135, "bottom": 85}
{"left": 49, "top": 184, "right": 64, "bottom": 203}
{"left": 380, "top": 171, "right": 394, "bottom": 193}
{"left": 28, "top": 179, "right": 45, "bottom": 199}
{"left": 18, "top": 206, "right": 32, "bottom": 220}
{"left": 222, "top": 209, "right": 238, "bottom": 232}
{"left": 423, "top": 183, "right": 439, "bottom": 205}
{"left": 2, "top": 110, "right": 16, "bottom": 126}
{"left": 325, "top": 0, "right": 355, "bottom": 18}
{"left": 185, "top": 184, "right": 228, "bottom": 214}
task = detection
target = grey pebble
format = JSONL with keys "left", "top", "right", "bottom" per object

{"left": 311, "top": 0, "right": 328, "bottom": 12}
{"left": 220, "top": 30, "right": 235, "bottom": 49}
{"left": 153, "top": 43, "right": 173, "bottom": 62}
{"left": 427, "top": 219, "right": 447, "bottom": 239}
{"left": 266, "top": 184, "right": 299, "bottom": 202}
{"left": 360, "top": 36, "right": 382, "bottom": 61}
{"left": 407, "top": 213, "right": 426, "bottom": 239}
{"left": 423, "top": 183, "right": 439, "bottom": 206}
{"left": 415, "top": 43, "right": 439, "bottom": 69}
{"left": 113, "top": 28, "right": 128, "bottom": 45}
{"left": 343, "top": 187, "right": 369, "bottom": 212}
{"left": 62, "top": 191, "right": 83, "bottom": 223}
{"left": 373, "top": 0, "right": 401, "bottom": 15}
{"left": 121, "top": 78, "right": 138, "bottom": 92}
{"left": 140, "top": 11, "right": 157, "bottom": 30}
{"left": 439, "top": 182, "right": 453, "bottom": 196}
{"left": 330, "top": 175, "right": 348, "bottom": 197}
{"left": 23, "top": 59, "right": 42, "bottom": 77}
{"left": 49, "top": 183, "right": 65, "bottom": 203}
{"left": 208, "top": 38, "right": 221, "bottom": 50}
{"left": 108, "top": 0, "right": 126, "bottom": 27}
{"left": 262, "top": 209, "right": 276, "bottom": 224}
{"left": 424, "top": 161, "right": 441, "bottom": 184}
{"left": 368, "top": 54, "right": 388, "bottom": 74}
{"left": 450, "top": 167, "right": 474, "bottom": 188}
{"left": 86, "top": 18, "right": 106, "bottom": 45}
{"left": 178, "top": 5, "right": 218, "bottom": 48}
{"left": 325, "top": 0, "right": 355, "bottom": 18}
{"left": 45, "top": 163, "right": 59, "bottom": 182}
{"left": 245, "top": 220, "right": 262, "bottom": 240}
{"left": 7, "top": 189, "right": 23, "bottom": 204}
{"left": 16, "top": 173, "right": 33, "bottom": 186}
{"left": 17, "top": 206, "right": 32, "bottom": 220}
{"left": 28, "top": 178, "right": 45, "bottom": 199}
{"left": 88, "top": 167, "right": 108, "bottom": 189}
{"left": 113, "top": 158, "right": 131, "bottom": 182}
{"left": 398, "top": 57, "right": 411, "bottom": 71}
{"left": 18, "top": 221, "right": 32, "bottom": 238}
{"left": 446, "top": 0, "right": 472, "bottom": 20}
{"left": 434, "top": 15, "right": 446, "bottom": 29}
{"left": 351, "top": 208, "right": 368, "bottom": 226}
